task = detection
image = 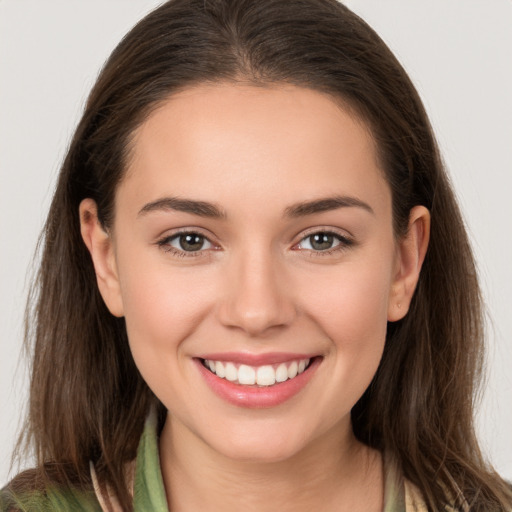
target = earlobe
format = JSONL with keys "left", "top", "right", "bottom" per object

{"left": 388, "top": 205, "right": 430, "bottom": 322}
{"left": 79, "top": 199, "right": 124, "bottom": 317}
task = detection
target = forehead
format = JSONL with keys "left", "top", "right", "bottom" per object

{"left": 119, "top": 83, "right": 389, "bottom": 218}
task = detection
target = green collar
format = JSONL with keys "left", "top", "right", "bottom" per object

{"left": 132, "top": 409, "right": 169, "bottom": 511}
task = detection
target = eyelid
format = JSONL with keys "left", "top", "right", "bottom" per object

{"left": 291, "top": 227, "right": 355, "bottom": 254}
{"left": 168, "top": 233, "right": 214, "bottom": 250}
{"left": 155, "top": 228, "right": 220, "bottom": 257}
{"left": 292, "top": 225, "right": 353, "bottom": 244}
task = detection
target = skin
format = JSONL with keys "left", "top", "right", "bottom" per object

{"left": 80, "top": 83, "right": 430, "bottom": 512}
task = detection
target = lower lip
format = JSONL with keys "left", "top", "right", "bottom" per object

{"left": 195, "top": 357, "right": 321, "bottom": 409}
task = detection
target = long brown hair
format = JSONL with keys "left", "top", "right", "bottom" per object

{"left": 11, "top": 0, "right": 512, "bottom": 510}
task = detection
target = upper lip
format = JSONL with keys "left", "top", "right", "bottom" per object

{"left": 197, "top": 352, "right": 318, "bottom": 366}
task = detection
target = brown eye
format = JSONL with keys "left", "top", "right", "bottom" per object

{"left": 296, "top": 231, "right": 351, "bottom": 252}
{"left": 309, "top": 233, "right": 335, "bottom": 251}
{"left": 178, "top": 234, "right": 206, "bottom": 251}
{"left": 164, "top": 232, "right": 213, "bottom": 252}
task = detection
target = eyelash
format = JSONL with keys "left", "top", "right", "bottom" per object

{"left": 156, "top": 230, "right": 216, "bottom": 258}
{"left": 156, "top": 229, "right": 354, "bottom": 258}
{"left": 293, "top": 230, "right": 354, "bottom": 256}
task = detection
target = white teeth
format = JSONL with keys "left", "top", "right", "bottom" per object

{"left": 287, "top": 361, "right": 298, "bottom": 379}
{"left": 225, "top": 362, "right": 238, "bottom": 382}
{"left": 215, "top": 361, "right": 226, "bottom": 378}
{"left": 256, "top": 365, "right": 276, "bottom": 386}
{"left": 204, "top": 358, "right": 312, "bottom": 387}
{"left": 275, "top": 363, "right": 288, "bottom": 383}
{"left": 238, "top": 365, "right": 256, "bottom": 385}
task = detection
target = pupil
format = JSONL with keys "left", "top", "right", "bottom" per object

{"left": 311, "top": 233, "right": 333, "bottom": 250}
{"left": 180, "top": 234, "right": 204, "bottom": 251}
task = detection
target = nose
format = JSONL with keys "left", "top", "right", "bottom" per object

{"left": 216, "top": 249, "right": 297, "bottom": 337}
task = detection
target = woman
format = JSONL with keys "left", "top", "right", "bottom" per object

{"left": 2, "top": 0, "right": 511, "bottom": 510}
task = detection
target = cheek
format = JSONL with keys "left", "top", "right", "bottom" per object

{"left": 301, "top": 256, "right": 393, "bottom": 398}
{"left": 304, "top": 256, "right": 393, "bottom": 341}
{"left": 116, "top": 261, "right": 215, "bottom": 382}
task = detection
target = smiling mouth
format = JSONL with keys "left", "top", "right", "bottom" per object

{"left": 201, "top": 358, "right": 315, "bottom": 387}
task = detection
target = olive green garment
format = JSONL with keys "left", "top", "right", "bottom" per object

{"left": 0, "top": 411, "right": 167, "bottom": 512}
{"left": 1, "top": 411, "right": 412, "bottom": 511}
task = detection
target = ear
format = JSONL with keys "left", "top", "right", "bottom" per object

{"left": 79, "top": 198, "right": 124, "bottom": 317}
{"left": 388, "top": 205, "right": 430, "bottom": 322}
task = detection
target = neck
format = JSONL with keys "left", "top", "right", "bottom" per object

{"left": 159, "top": 415, "right": 383, "bottom": 512}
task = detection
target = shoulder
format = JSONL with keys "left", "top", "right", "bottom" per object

{"left": 1, "top": 469, "right": 102, "bottom": 512}
{"left": 0, "top": 486, "right": 101, "bottom": 512}
{"left": 404, "top": 479, "right": 470, "bottom": 512}
{"left": 404, "top": 479, "right": 430, "bottom": 512}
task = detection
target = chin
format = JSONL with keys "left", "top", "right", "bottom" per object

{"left": 198, "top": 415, "right": 327, "bottom": 464}
{"left": 214, "top": 436, "right": 307, "bottom": 464}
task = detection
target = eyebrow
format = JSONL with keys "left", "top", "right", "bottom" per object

{"left": 284, "top": 195, "right": 374, "bottom": 217}
{"left": 138, "top": 197, "right": 226, "bottom": 218}
{"left": 138, "top": 194, "right": 374, "bottom": 219}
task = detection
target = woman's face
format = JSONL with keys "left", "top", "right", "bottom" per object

{"left": 83, "top": 83, "right": 427, "bottom": 462}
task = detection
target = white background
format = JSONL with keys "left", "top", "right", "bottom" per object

{"left": 1, "top": 0, "right": 511, "bottom": 484}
